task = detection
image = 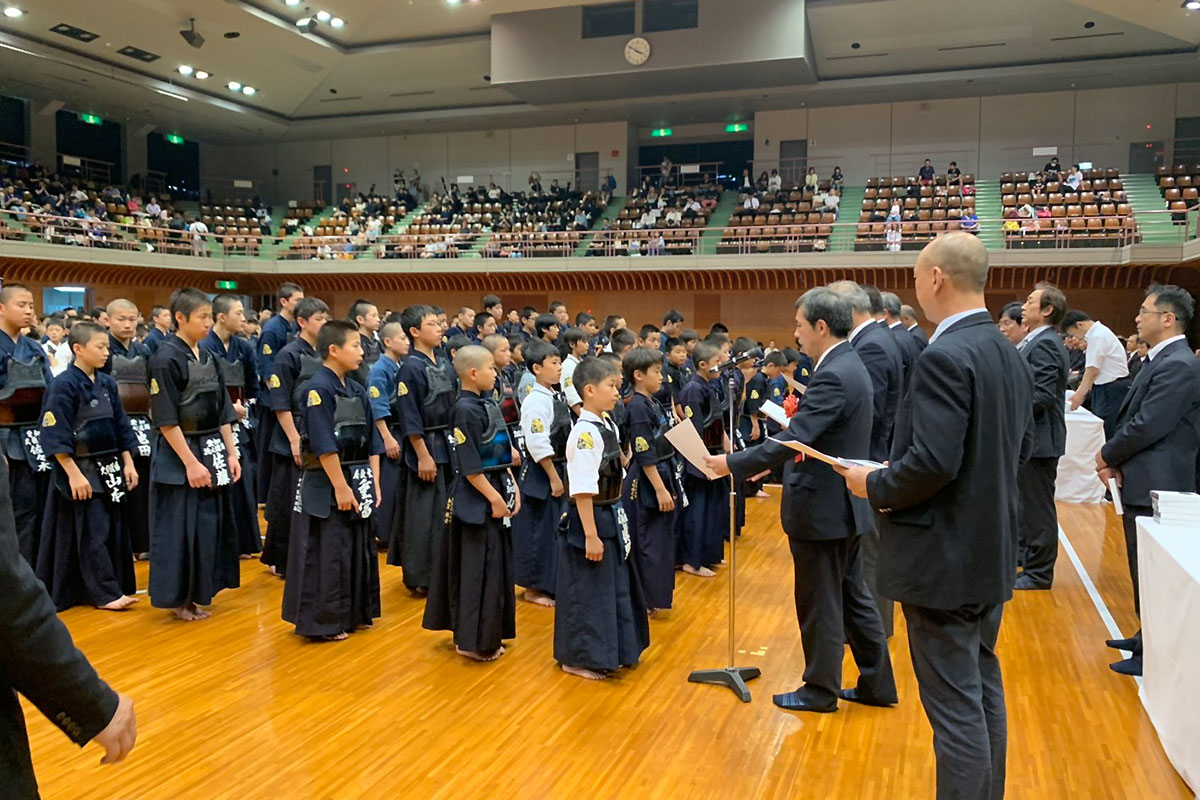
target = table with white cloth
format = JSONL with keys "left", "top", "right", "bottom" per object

{"left": 1055, "top": 403, "right": 1106, "bottom": 503}
{"left": 1138, "top": 517, "right": 1200, "bottom": 795}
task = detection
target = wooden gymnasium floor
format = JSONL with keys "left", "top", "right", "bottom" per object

{"left": 24, "top": 495, "right": 1191, "bottom": 800}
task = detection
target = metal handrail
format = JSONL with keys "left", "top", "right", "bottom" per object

{"left": 2, "top": 204, "right": 1195, "bottom": 259}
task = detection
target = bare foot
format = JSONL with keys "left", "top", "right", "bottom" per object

{"left": 457, "top": 645, "right": 505, "bottom": 662}
{"left": 191, "top": 604, "right": 211, "bottom": 619}
{"left": 172, "top": 606, "right": 201, "bottom": 621}
{"left": 521, "top": 589, "right": 556, "bottom": 607}
{"left": 239, "top": 554, "right": 256, "bottom": 560}
{"left": 99, "top": 595, "right": 139, "bottom": 611}
{"left": 755, "top": 490, "right": 771, "bottom": 498}
{"left": 409, "top": 586, "right": 429, "bottom": 598}
{"left": 321, "top": 632, "right": 349, "bottom": 641}
{"left": 682, "top": 564, "right": 717, "bottom": 578}
{"left": 267, "top": 565, "right": 282, "bottom": 578}
{"left": 561, "top": 664, "right": 606, "bottom": 681}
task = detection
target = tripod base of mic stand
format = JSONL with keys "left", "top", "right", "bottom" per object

{"left": 688, "top": 666, "right": 761, "bottom": 703}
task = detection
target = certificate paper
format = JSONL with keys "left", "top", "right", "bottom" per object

{"left": 769, "top": 438, "right": 884, "bottom": 470}
{"left": 785, "top": 374, "right": 807, "bottom": 396}
{"left": 760, "top": 400, "right": 789, "bottom": 428}
{"left": 664, "top": 418, "right": 721, "bottom": 479}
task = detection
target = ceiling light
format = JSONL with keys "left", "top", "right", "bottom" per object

{"left": 178, "top": 64, "right": 193, "bottom": 76}
{"left": 330, "top": 17, "right": 344, "bottom": 27}
{"left": 447, "top": 0, "right": 461, "bottom": 5}
{"left": 1186, "top": 1, "right": 1200, "bottom": 9}
{"left": 227, "top": 80, "right": 241, "bottom": 91}
{"left": 195, "top": 70, "right": 209, "bottom": 79}
{"left": 285, "top": 0, "right": 301, "bottom": 4}
{"left": 156, "top": 88, "right": 189, "bottom": 102}
{"left": 316, "top": 10, "right": 331, "bottom": 21}
{"left": 242, "top": 85, "right": 256, "bottom": 96}
{"left": 54, "top": 286, "right": 87, "bottom": 293}
{"left": 0, "top": 41, "right": 39, "bottom": 57}
{"left": 3, "top": 7, "right": 23, "bottom": 18}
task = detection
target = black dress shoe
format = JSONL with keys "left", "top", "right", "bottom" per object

{"left": 1013, "top": 573, "right": 1051, "bottom": 590}
{"left": 1106, "top": 636, "right": 1140, "bottom": 651}
{"left": 772, "top": 689, "right": 837, "bottom": 713}
{"left": 1109, "top": 657, "right": 1143, "bottom": 677}
{"left": 837, "top": 688, "right": 897, "bottom": 707}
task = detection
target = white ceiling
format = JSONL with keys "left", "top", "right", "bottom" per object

{"left": 0, "top": 0, "right": 1198, "bottom": 144}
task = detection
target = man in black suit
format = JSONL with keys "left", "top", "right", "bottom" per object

{"left": 838, "top": 232, "right": 1033, "bottom": 800}
{"left": 901, "top": 304, "right": 928, "bottom": 348}
{"left": 0, "top": 458, "right": 138, "bottom": 796}
{"left": 829, "top": 280, "right": 903, "bottom": 637}
{"left": 1097, "top": 284, "right": 1200, "bottom": 677}
{"left": 1014, "top": 282, "right": 1070, "bottom": 590}
{"left": 882, "top": 291, "right": 923, "bottom": 393}
{"left": 706, "top": 288, "right": 896, "bottom": 714}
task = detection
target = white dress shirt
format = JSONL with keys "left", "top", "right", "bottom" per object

{"left": 1082, "top": 321, "right": 1129, "bottom": 384}
{"left": 1147, "top": 334, "right": 1187, "bottom": 361}
{"left": 929, "top": 307, "right": 989, "bottom": 344}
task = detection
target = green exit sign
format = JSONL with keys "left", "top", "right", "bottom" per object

{"left": 215, "top": 280, "right": 238, "bottom": 290}
{"left": 725, "top": 123, "right": 748, "bottom": 133}
{"left": 651, "top": 128, "right": 673, "bottom": 137}
{"left": 80, "top": 113, "right": 102, "bottom": 125}
{"left": 165, "top": 133, "right": 185, "bottom": 145}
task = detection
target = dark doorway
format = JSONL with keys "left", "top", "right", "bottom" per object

{"left": 147, "top": 132, "right": 200, "bottom": 199}
{"left": 0, "top": 95, "right": 26, "bottom": 163}
{"left": 1173, "top": 117, "right": 1200, "bottom": 166}
{"left": 638, "top": 139, "right": 752, "bottom": 188}
{"left": 55, "top": 109, "right": 122, "bottom": 184}
{"left": 574, "top": 151, "right": 599, "bottom": 192}
{"left": 313, "top": 164, "right": 332, "bottom": 206}
{"left": 1129, "top": 141, "right": 1164, "bottom": 174}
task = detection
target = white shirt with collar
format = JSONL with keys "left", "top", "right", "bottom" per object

{"left": 848, "top": 318, "right": 876, "bottom": 344}
{"left": 929, "top": 307, "right": 989, "bottom": 345}
{"left": 1082, "top": 321, "right": 1129, "bottom": 384}
{"left": 1147, "top": 334, "right": 1187, "bottom": 361}
{"left": 814, "top": 339, "right": 848, "bottom": 372}
{"left": 520, "top": 383, "right": 559, "bottom": 463}
{"left": 566, "top": 409, "right": 617, "bottom": 497}
{"left": 43, "top": 340, "right": 71, "bottom": 376}
{"left": 1017, "top": 324, "right": 1053, "bottom": 351}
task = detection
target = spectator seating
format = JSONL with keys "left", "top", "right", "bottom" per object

{"left": 999, "top": 168, "right": 1137, "bottom": 248}
{"left": 854, "top": 173, "right": 975, "bottom": 250}
{"left": 1155, "top": 165, "right": 1200, "bottom": 222}
{"left": 726, "top": 182, "right": 840, "bottom": 251}
{"left": 585, "top": 228, "right": 699, "bottom": 257}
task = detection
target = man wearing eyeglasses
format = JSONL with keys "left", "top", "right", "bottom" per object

{"left": 1096, "top": 284, "right": 1200, "bottom": 677}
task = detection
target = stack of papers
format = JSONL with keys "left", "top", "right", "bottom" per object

{"left": 1150, "top": 491, "right": 1200, "bottom": 526}
{"left": 769, "top": 438, "right": 885, "bottom": 470}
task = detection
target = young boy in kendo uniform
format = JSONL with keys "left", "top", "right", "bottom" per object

{"left": 0, "top": 284, "right": 54, "bottom": 564}
{"left": 555, "top": 356, "right": 650, "bottom": 681}
{"left": 37, "top": 321, "right": 141, "bottom": 612}
{"left": 261, "top": 297, "right": 330, "bottom": 577}
{"left": 101, "top": 299, "right": 154, "bottom": 559}
{"left": 147, "top": 288, "right": 243, "bottom": 621}
{"left": 282, "top": 320, "right": 383, "bottom": 641}
{"left": 201, "top": 295, "right": 263, "bottom": 558}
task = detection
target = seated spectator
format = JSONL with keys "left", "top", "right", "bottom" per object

{"left": 830, "top": 166, "right": 844, "bottom": 192}
{"left": 741, "top": 169, "right": 753, "bottom": 192}
{"left": 768, "top": 169, "right": 782, "bottom": 192}
{"left": 1065, "top": 164, "right": 1084, "bottom": 190}
{"left": 918, "top": 159, "right": 936, "bottom": 185}
{"left": 743, "top": 194, "right": 761, "bottom": 211}
{"left": 885, "top": 221, "right": 901, "bottom": 252}
{"left": 488, "top": 183, "right": 501, "bottom": 200}
{"left": 664, "top": 207, "right": 683, "bottom": 227}
{"left": 1044, "top": 156, "right": 1061, "bottom": 175}
{"left": 145, "top": 197, "right": 161, "bottom": 217}
{"left": 961, "top": 209, "right": 979, "bottom": 233}
{"left": 684, "top": 197, "right": 703, "bottom": 218}
{"left": 803, "top": 167, "right": 818, "bottom": 192}
{"left": 886, "top": 203, "right": 902, "bottom": 223}
{"left": 946, "top": 161, "right": 962, "bottom": 186}
{"left": 820, "top": 191, "right": 840, "bottom": 218}
{"left": 756, "top": 171, "right": 770, "bottom": 192}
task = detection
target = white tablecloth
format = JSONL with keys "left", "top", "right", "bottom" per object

{"left": 1056, "top": 405, "right": 1106, "bottom": 503}
{"left": 1138, "top": 517, "right": 1200, "bottom": 795}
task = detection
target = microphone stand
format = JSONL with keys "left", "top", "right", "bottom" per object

{"left": 688, "top": 360, "right": 761, "bottom": 702}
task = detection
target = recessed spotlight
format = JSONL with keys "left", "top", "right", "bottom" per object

{"left": 195, "top": 70, "right": 209, "bottom": 79}
{"left": 285, "top": 0, "right": 301, "bottom": 4}
{"left": 3, "top": 6, "right": 23, "bottom": 18}
{"left": 851, "top": 41, "right": 861, "bottom": 49}
{"left": 1084, "top": 20, "right": 1096, "bottom": 28}
{"left": 178, "top": 64, "right": 193, "bottom": 76}
{"left": 242, "top": 85, "right": 256, "bottom": 96}
{"left": 330, "top": 17, "right": 344, "bottom": 27}
{"left": 317, "top": 10, "right": 331, "bottom": 21}
{"left": 224, "top": 31, "right": 240, "bottom": 39}
{"left": 227, "top": 80, "right": 241, "bottom": 91}
{"left": 1185, "top": 1, "right": 1200, "bottom": 10}
{"left": 447, "top": 0, "right": 461, "bottom": 5}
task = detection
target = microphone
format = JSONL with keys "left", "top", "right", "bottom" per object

{"left": 717, "top": 347, "right": 763, "bottom": 371}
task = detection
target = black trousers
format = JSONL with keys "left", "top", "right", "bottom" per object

{"left": 1118, "top": 507, "right": 1147, "bottom": 661}
{"left": 1090, "top": 379, "right": 1129, "bottom": 440}
{"left": 860, "top": 518, "right": 894, "bottom": 637}
{"left": 903, "top": 602, "right": 1006, "bottom": 800}
{"left": 1017, "top": 457, "right": 1059, "bottom": 586}
{"left": 788, "top": 536, "right": 896, "bottom": 702}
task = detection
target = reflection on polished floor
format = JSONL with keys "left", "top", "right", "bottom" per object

{"left": 25, "top": 496, "right": 1190, "bottom": 799}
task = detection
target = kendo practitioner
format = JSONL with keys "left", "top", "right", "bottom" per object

{"left": 100, "top": 299, "right": 154, "bottom": 557}
{"left": 675, "top": 339, "right": 729, "bottom": 577}
{"left": 147, "top": 288, "right": 243, "bottom": 622}
{"left": 395, "top": 304, "right": 457, "bottom": 596}
{"left": 255, "top": 282, "right": 304, "bottom": 500}
{"left": 202, "top": 295, "right": 263, "bottom": 558}
{"left": 513, "top": 339, "right": 571, "bottom": 607}
{"left": 282, "top": 320, "right": 382, "bottom": 641}
{"left": 37, "top": 321, "right": 140, "bottom": 612}
{"left": 423, "top": 345, "right": 520, "bottom": 662}
{"left": 621, "top": 347, "right": 682, "bottom": 613}
{"left": 368, "top": 321, "right": 409, "bottom": 557}
{"left": 737, "top": 355, "right": 769, "bottom": 503}
{"left": 555, "top": 356, "right": 649, "bottom": 681}
{"left": 143, "top": 304, "right": 172, "bottom": 354}
{"left": 261, "top": 297, "right": 329, "bottom": 577}
{"left": 708, "top": 288, "right": 896, "bottom": 714}
{"left": 0, "top": 283, "right": 54, "bottom": 564}
{"left": 348, "top": 299, "right": 381, "bottom": 386}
